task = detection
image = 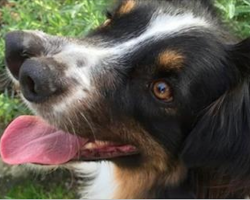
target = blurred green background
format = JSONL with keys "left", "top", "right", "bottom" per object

{"left": 0, "top": 0, "right": 250, "bottom": 198}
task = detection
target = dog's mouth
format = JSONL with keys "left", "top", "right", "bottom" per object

{"left": 0, "top": 115, "right": 138, "bottom": 165}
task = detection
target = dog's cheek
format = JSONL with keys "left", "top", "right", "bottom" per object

{"left": 105, "top": 122, "right": 187, "bottom": 198}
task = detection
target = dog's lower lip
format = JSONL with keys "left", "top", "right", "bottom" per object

{"left": 33, "top": 152, "right": 139, "bottom": 166}
{"left": 74, "top": 151, "right": 139, "bottom": 162}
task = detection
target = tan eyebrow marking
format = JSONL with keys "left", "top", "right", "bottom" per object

{"left": 158, "top": 50, "right": 184, "bottom": 70}
{"left": 118, "top": 0, "right": 136, "bottom": 15}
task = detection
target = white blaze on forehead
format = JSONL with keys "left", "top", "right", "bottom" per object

{"left": 113, "top": 12, "right": 210, "bottom": 54}
{"left": 56, "top": 12, "right": 210, "bottom": 66}
{"left": 56, "top": 12, "right": 211, "bottom": 63}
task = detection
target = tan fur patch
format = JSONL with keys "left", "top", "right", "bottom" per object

{"left": 118, "top": 0, "right": 136, "bottom": 15}
{"left": 109, "top": 122, "right": 186, "bottom": 199}
{"left": 158, "top": 50, "right": 184, "bottom": 70}
{"left": 113, "top": 159, "right": 186, "bottom": 199}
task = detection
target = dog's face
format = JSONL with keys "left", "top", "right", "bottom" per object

{"left": 2, "top": 0, "right": 250, "bottom": 198}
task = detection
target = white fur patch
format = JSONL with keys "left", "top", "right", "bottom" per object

{"left": 52, "top": 85, "right": 88, "bottom": 114}
{"left": 113, "top": 13, "right": 210, "bottom": 54}
{"left": 55, "top": 12, "right": 210, "bottom": 60}
{"left": 70, "top": 161, "right": 117, "bottom": 199}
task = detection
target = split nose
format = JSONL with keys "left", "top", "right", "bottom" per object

{"left": 5, "top": 31, "right": 62, "bottom": 103}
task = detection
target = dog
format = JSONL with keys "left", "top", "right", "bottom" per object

{"left": 1, "top": 0, "right": 250, "bottom": 198}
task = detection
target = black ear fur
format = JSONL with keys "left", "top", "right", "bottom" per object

{"left": 229, "top": 37, "right": 250, "bottom": 75}
{"left": 181, "top": 38, "right": 250, "bottom": 176}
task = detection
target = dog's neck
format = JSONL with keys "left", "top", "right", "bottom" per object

{"left": 72, "top": 161, "right": 186, "bottom": 199}
{"left": 72, "top": 162, "right": 250, "bottom": 199}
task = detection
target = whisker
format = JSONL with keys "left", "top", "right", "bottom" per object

{"left": 72, "top": 110, "right": 82, "bottom": 157}
{"left": 80, "top": 112, "right": 97, "bottom": 141}
{"left": 0, "top": 72, "right": 11, "bottom": 90}
{"left": 66, "top": 116, "right": 80, "bottom": 159}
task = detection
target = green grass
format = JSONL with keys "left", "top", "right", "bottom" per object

{"left": 0, "top": 93, "right": 28, "bottom": 125}
{"left": 0, "top": 171, "right": 76, "bottom": 199}
{"left": 216, "top": 0, "right": 250, "bottom": 38}
{"left": 1, "top": 0, "right": 250, "bottom": 199}
{"left": 4, "top": 179, "right": 75, "bottom": 199}
{"left": 0, "top": 0, "right": 108, "bottom": 37}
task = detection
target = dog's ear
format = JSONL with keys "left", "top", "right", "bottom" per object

{"left": 228, "top": 37, "right": 250, "bottom": 75}
{"left": 181, "top": 38, "right": 250, "bottom": 169}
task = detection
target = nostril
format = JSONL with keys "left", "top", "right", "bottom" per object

{"left": 23, "top": 75, "right": 36, "bottom": 96}
{"left": 20, "top": 72, "right": 46, "bottom": 103}
{"left": 19, "top": 59, "right": 61, "bottom": 103}
{"left": 23, "top": 74, "right": 49, "bottom": 97}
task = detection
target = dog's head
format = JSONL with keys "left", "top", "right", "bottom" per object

{"left": 2, "top": 0, "right": 250, "bottom": 198}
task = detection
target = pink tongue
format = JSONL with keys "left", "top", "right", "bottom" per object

{"left": 0, "top": 116, "right": 87, "bottom": 165}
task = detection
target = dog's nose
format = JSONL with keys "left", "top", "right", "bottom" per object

{"left": 5, "top": 31, "right": 45, "bottom": 79}
{"left": 19, "top": 59, "right": 60, "bottom": 103}
{"left": 5, "top": 31, "right": 62, "bottom": 103}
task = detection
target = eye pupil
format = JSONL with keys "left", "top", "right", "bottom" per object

{"left": 151, "top": 80, "right": 173, "bottom": 102}
{"left": 157, "top": 83, "right": 166, "bottom": 93}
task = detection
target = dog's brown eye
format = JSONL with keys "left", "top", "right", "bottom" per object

{"left": 151, "top": 81, "right": 173, "bottom": 102}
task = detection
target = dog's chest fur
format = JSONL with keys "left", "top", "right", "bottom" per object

{"left": 72, "top": 162, "right": 117, "bottom": 199}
